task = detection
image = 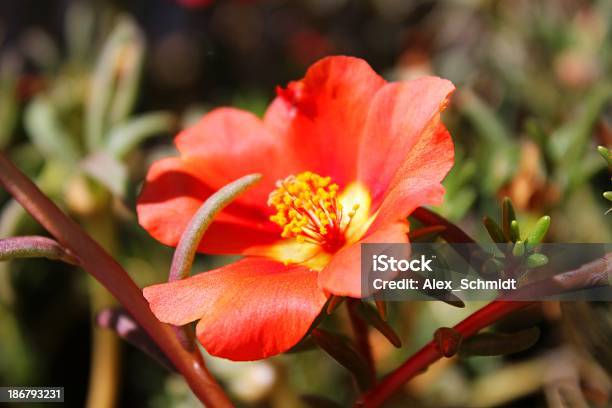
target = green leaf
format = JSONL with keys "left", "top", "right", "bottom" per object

{"left": 510, "top": 220, "right": 521, "bottom": 243}
{"left": 512, "top": 240, "right": 525, "bottom": 257}
{"left": 24, "top": 96, "right": 81, "bottom": 162}
{"left": 105, "top": 112, "right": 176, "bottom": 158}
{"left": 502, "top": 197, "right": 516, "bottom": 242}
{"left": 597, "top": 146, "right": 612, "bottom": 167}
{"left": 85, "top": 16, "right": 142, "bottom": 150}
{"left": 604, "top": 191, "right": 612, "bottom": 202}
{"left": 459, "top": 90, "right": 518, "bottom": 193}
{"left": 459, "top": 327, "right": 540, "bottom": 357}
{"left": 108, "top": 25, "right": 145, "bottom": 125}
{"left": 483, "top": 216, "right": 506, "bottom": 243}
{"left": 549, "top": 84, "right": 612, "bottom": 190}
{"left": 527, "top": 253, "right": 548, "bottom": 269}
{"left": 311, "top": 329, "right": 372, "bottom": 391}
{"left": 80, "top": 152, "right": 128, "bottom": 198}
{"left": 65, "top": 1, "right": 95, "bottom": 63}
{"left": 169, "top": 174, "right": 262, "bottom": 281}
{"left": 357, "top": 302, "right": 402, "bottom": 348}
{"left": 525, "top": 216, "right": 551, "bottom": 251}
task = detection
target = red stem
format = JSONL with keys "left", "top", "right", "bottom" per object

{"left": 0, "top": 153, "right": 232, "bottom": 408}
{"left": 359, "top": 300, "right": 534, "bottom": 407}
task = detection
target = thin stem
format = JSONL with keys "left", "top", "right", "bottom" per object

{"left": 359, "top": 301, "right": 534, "bottom": 407}
{"left": 0, "top": 236, "right": 79, "bottom": 265}
{"left": 347, "top": 299, "right": 376, "bottom": 384}
{"left": 169, "top": 173, "right": 261, "bottom": 282}
{"left": 0, "top": 153, "right": 232, "bottom": 408}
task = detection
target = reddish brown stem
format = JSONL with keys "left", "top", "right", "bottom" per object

{"left": 0, "top": 153, "right": 232, "bottom": 408}
{"left": 347, "top": 299, "right": 376, "bottom": 384}
{"left": 359, "top": 301, "right": 534, "bottom": 407}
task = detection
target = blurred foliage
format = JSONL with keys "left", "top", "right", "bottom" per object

{"left": 0, "top": 0, "right": 611, "bottom": 407}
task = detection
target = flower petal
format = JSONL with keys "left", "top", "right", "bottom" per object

{"left": 137, "top": 157, "right": 279, "bottom": 253}
{"left": 175, "top": 107, "right": 301, "bottom": 208}
{"left": 368, "top": 178, "right": 445, "bottom": 232}
{"left": 318, "top": 222, "right": 410, "bottom": 298}
{"left": 264, "top": 56, "right": 386, "bottom": 186}
{"left": 143, "top": 257, "right": 327, "bottom": 361}
{"left": 357, "top": 77, "right": 455, "bottom": 204}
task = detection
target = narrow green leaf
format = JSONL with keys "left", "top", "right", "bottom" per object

{"left": 0, "top": 236, "right": 78, "bottom": 265}
{"left": 65, "top": 1, "right": 95, "bottom": 63}
{"left": 525, "top": 216, "right": 551, "bottom": 251}
{"left": 311, "top": 329, "right": 372, "bottom": 391}
{"left": 604, "top": 191, "right": 612, "bottom": 201}
{"left": 458, "top": 327, "right": 540, "bottom": 357}
{"left": 483, "top": 216, "right": 506, "bottom": 243}
{"left": 80, "top": 151, "right": 128, "bottom": 198}
{"left": 549, "top": 85, "right": 612, "bottom": 163}
{"left": 169, "top": 174, "right": 261, "bottom": 281}
{"left": 549, "top": 85, "right": 612, "bottom": 190}
{"left": 502, "top": 197, "right": 516, "bottom": 241}
{"left": 85, "top": 16, "right": 141, "bottom": 150}
{"left": 357, "top": 302, "right": 402, "bottom": 348}
{"left": 512, "top": 240, "right": 525, "bottom": 257}
{"left": 105, "top": 112, "right": 176, "bottom": 158}
{"left": 24, "top": 96, "right": 80, "bottom": 162}
{"left": 510, "top": 220, "right": 520, "bottom": 243}
{"left": 597, "top": 146, "right": 612, "bottom": 167}
{"left": 108, "top": 25, "right": 145, "bottom": 125}
{"left": 459, "top": 90, "right": 511, "bottom": 145}
{"left": 527, "top": 253, "right": 548, "bottom": 269}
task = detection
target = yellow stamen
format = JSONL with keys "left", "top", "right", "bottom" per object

{"left": 268, "top": 171, "right": 359, "bottom": 252}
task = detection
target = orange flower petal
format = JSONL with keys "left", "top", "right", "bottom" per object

{"left": 143, "top": 257, "right": 327, "bottom": 360}
{"left": 357, "top": 77, "right": 455, "bottom": 205}
{"left": 137, "top": 157, "right": 279, "bottom": 253}
{"left": 264, "top": 56, "right": 386, "bottom": 186}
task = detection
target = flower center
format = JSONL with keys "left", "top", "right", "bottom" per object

{"left": 268, "top": 171, "right": 359, "bottom": 253}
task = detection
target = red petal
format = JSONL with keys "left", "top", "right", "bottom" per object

{"left": 357, "top": 77, "right": 455, "bottom": 204}
{"left": 143, "top": 258, "right": 327, "bottom": 360}
{"left": 368, "top": 179, "right": 445, "bottom": 232}
{"left": 175, "top": 107, "right": 301, "bottom": 208}
{"left": 264, "top": 56, "right": 386, "bottom": 186}
{"left": 318, "top": 222, "right": 410, "bottom": 298}
{"left": 137, "top": 157, "right": 279, "bottom": 253}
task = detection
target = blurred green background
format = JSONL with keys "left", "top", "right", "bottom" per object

{"left": 0, "top": 0, "right": 610, "bottom": 407}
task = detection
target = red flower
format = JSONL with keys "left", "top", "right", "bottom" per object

{"left": 139, "top": 56, "right": 455, "bottom": 361}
